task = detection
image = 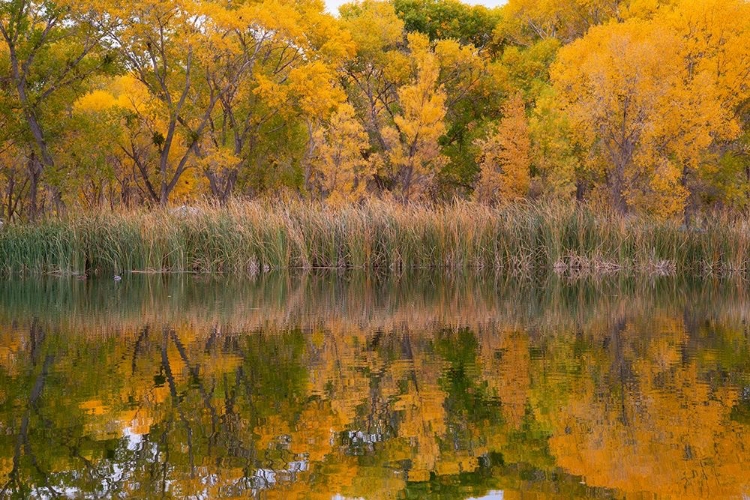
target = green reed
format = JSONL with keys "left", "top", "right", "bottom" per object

{"left": 0, "top": 200, "right": 747, "bottom": 277}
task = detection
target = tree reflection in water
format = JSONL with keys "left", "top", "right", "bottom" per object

{"left": 0, "top": 274, "right": 748, "bottom": 498}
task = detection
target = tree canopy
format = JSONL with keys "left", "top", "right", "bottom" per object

{"left": 0, "top": 0, "right": 747, "bottom": 219}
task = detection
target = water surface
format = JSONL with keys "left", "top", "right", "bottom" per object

{"left": 0, "top": 274, "right": 749, "bottom": 499}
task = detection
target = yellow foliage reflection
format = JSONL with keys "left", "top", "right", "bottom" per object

{"left": 0, "top": 276, "right": 748, "bottom": 498}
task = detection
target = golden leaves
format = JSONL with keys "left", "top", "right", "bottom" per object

{"left": 474, "top": 93, "right": 531, "bottom": 204}
{"left": 310, "top": 103, "right": 372, "bottom": 204}
{"left": 550, "top": 0, "right": 749, "bottom": 216}
{"left": 386, "top": 34, "right": 448, "bottom": 201}
{"left": 340, "top": 0, "right": 405, "bottom": 59}
{"left": 2, "top": 0, "right": 749, "bottom": 212}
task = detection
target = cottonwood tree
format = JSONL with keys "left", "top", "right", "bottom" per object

{"left": 551, "top": 0, "right": 750, "bottom": 218}
{"left": 200, "top": 1, "right": 354, "bottom": 202}
{"left": 339, "top": 0, "right": 409, "bottom": 175}
{"left": 383, "top": 33, "right": 448, "bottom": 202}
{"left": 0, "top": 0, "right": 110, "bottom": 217}
{"left": 664, "top": 0, "right": 750, "bottom": 216}
{"left": 528, "top": 87, "right": 580, "bottom": 198}
{"left": 254, "top": 60, "right": 351, "bottom": 195}
{"left": 496, "top": 0, "right": 639, "bottom": 46}
{"left": 104, "top": 0, "right": 278, "bottom": 205}
{"left": 309, "top": 103, "right": 372, "bottom": 204}
{"left": 474, "top": 93, "right": 531, "bottom": 203}
{"left": 394, "top": 0, "right": 502, "bottom": 51}
{"left": 431, "top": 38, "right": 505, "bottom": 197}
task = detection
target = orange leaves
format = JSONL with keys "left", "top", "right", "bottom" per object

{"left": 550, "top": 0, "right": 749, "bottom": 217}
{"left": 474, "top": 93, "right": 531, "bottom": 204}
{"left": 496, "top": 0, "right": 626, "bottom": 46}
{"left": 300, "top": 7, "right": 356, "bottom": 63}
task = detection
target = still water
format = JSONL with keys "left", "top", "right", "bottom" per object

{"left": 0, "top": 274, "right": 749, "bottom": 499}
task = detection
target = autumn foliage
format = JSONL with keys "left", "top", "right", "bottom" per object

{"left": 0, "top": 0, "right": 748, "bottom": 220}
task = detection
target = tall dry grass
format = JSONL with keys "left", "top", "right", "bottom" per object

{"left": 0, "top": 200, "right": 747, "bottom": 277}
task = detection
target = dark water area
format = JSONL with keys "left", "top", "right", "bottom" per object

{"left": 0, "top": 274, "right": 749, "bottom": 499}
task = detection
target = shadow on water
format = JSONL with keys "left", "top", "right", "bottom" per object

{"left": 0, "top": 272, "right": 749, "bottom": 498}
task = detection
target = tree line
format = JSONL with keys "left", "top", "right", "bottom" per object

{"left": 1, "top": 0, "right": 748, "bottom": 220}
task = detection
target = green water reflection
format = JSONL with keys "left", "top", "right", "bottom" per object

{"left": 0, "top": 274, "right": 749, "bottom": 499}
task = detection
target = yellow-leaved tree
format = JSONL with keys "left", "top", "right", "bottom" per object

{"left": 474, "top": 94, "right": 531, "bottom": 203}
{"left": 528, "top": 87, "right": 580, "bottom": 199}
{"left": 663, "top": 0, "right": 750, "bottom": 217}
{"left": 339, "top": 0, "right": 410, "bottom": 193}
{"left": 495, "top": 0, "right": 626, "bottom": 46}
{"left": 244, "top": 1, "right": 354, "bottom": 198}
{"left": 102, "top": 0, "right": 241, "bottom": 205}
{"left": 384, "top": 33, "right": 448, "bottom": 202}
{"left": 0, "top": 0, "right": 109, "bottom": 217}
{"left": 551, "top": 0, "right": 750, "bottom": 218}
{"left": 310, "top": 104, "right": 372, "bottom": 205}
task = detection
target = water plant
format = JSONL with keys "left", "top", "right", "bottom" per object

{"left": 0, "top": 200, "right": 747, "bottom": 278}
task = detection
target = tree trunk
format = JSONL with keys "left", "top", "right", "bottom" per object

{"left": 51, "top": 187, "right": 65, "bottom": 216}
{"left": 575, "top": 179, "right": 587, "bottom": 202}
{"left": 5, "top": 174, "right": 14, "bottom": 222}
{"left": 681, "top": 165, "right": 696, "bottom": 229}
{"left": 608, "top": 159, "right": 628, "bottom": 214}
{"left": 401, "top": 163, "right": 415, "bottom": 203}
{"left": 27, "top": 153, "right": 43, "bottom": 221}
{"left": 206, "top": 168, "right": 238, "bottom": 205}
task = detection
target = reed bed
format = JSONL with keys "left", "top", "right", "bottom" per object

{"left": 0, "top": 200, "right": 748, "bottom": 277}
